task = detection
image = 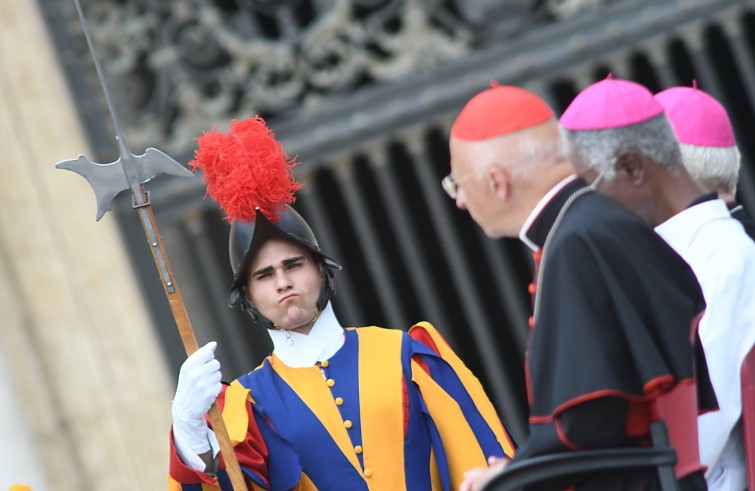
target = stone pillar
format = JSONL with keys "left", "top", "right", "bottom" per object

{"left": 0, "top": 1, "right": 173, "bottom": 489}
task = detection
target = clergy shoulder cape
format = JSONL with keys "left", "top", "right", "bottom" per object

{"left": 526, "top": 179, "right": 715, "bottom": 419}
{"left": 515, "top": 178, "right": 717, "bottom": 490}
{"left": 168, "top": 323, "right": 514, "bottom": 490}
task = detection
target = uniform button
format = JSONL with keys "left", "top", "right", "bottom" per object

{"left": 326, "top": 378, "right": 335, "bottom": 387}
{"left": 364, "top": 469, "right": 372, "bottom": 477}
{"left": 320, "top": 360, "right": 329, "bottom": 368}
{"left": 335, "top": 397, "right": 344, "bottom": 406}
{"left": 528, "top": 282, "right": 537, "bottom": 294}
{"left": 528, "top": 316, "right": 535, "bottom": 328}
{"left": 344, "top": 420, "right": 353, "bottom": 429}
{"left": 354, "top": 445, "right": 363, "bottom": 454}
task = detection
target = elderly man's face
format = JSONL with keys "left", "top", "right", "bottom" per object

{"left": 448, "top": 137, "right": 511, "bottom": 238}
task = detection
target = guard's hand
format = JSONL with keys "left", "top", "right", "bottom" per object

{"left": 171, "top": 342, "right": 222, "bottom": 455}
{"left": 173, "top": 341, "right": 222, "bottom": 421}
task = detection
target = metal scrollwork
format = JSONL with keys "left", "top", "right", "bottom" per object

{"left": 61, "top": 0, "right": 595, "bottom": 156}
{"left": 549, "top": 0, "right": 618, "bottom": 18}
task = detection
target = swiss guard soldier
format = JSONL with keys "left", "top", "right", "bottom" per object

{"left": 167, "top": 117, "right": 515, "bottom": 490}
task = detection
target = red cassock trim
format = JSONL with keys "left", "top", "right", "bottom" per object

{"left": 652, "top": 379, "right": 706, "bottom": 478}
{"left": 528, "top": 377, "right": 672, "bottom": 425}
{"left": 525, "top": 352, "right": 533, "bottom": 406}
{"left": 528, "top": 378, "right": 704, "bottom": 479}
{"left": 625, "top": 400, "right": 653, "bottom": 438}
{"left": 554, "top": 416, "right": 582, "bottom": 451}
{"left": 643, "top": 374, "right": 674, "bottom": 398}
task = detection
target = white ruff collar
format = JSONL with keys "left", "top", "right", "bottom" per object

{"left": 267, "top": 302, "right": 345, "bottom": 368}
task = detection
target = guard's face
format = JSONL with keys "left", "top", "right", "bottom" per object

{"left": 245, "top": 239, "right": 323, "bottom": 333}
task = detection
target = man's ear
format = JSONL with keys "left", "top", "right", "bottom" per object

{"left": 615, "top": 153, "right": 644, "bottom": 185}
{"left": 488, "top": 165, "right": 510, "bottom": 200}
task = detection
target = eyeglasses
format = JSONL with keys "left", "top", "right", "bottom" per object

{"left": 441, "top": 173, "right": 476, "bottom": 199}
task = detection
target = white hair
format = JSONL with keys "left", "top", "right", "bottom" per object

{"left": 679, "top": 143, "right": 740, "bottom": 196}
{"left": 481, "top": 121, "right": 567, "bottom": 180}
{"left": 561, "top": 114, "right": 683, "bottom": 179}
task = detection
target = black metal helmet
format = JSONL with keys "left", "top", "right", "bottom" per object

{"left": 227, "top": 206, "right": 341, "bottom": 329}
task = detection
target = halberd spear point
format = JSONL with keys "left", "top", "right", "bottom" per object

{"left": 55, "top": 2, "right": 247, "bottom": 489}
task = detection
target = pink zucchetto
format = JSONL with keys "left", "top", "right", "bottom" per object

{"left": 560, "top": 75, "right": 664, "bottom": 131}
{"left": 655, "top": 82, "right": 736, "bottom": 147}
{"left": 451, "top": 84, "right": 554, "bottom": 141}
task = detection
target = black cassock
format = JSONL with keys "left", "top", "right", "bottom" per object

{"left": 729, "top": 203, "right": 755, "bottom": 242}
{"left": 513, "top": 178, "right": 717, "bottom": 491}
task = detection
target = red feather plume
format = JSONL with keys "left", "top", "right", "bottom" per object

{"left": 189, "top": 117, "right": 302, "bottom": 223}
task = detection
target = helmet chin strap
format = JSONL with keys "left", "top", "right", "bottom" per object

{"left": 275, "top": 306, "right": 320, "bottom": 346}
{"left": 309, "top": 307, "right": 322, "bottom": 327}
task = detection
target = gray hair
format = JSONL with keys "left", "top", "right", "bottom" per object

{"left": 679, "top": 143, "right": 740, "bottom": 196}
{"left": 561, "top": 114, "right": 682, "bottom": 179}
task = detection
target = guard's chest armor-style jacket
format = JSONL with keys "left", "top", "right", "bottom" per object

{"left": 168, "top": 323, "right": 515, "bottom": 491}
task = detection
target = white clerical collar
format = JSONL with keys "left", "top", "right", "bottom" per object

{"left": 267, "top": 302, "right": 345, "bottom": 368}
{"left": 655, "top": 198, "right": 733, "bottom": 254}
{"left": 519, "top": 175, "right": 578, "bottom": 252}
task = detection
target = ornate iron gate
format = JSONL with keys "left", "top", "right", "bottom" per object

{"left": 41, "top": 0, "right": 755, "bottom": 439}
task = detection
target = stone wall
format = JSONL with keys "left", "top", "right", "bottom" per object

{"left": 0, "top": 1, "right": 173, "bottom": 489}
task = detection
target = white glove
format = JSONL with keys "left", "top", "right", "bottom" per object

{"left": 172, "top": 341, "right": 222, "bottom": 458}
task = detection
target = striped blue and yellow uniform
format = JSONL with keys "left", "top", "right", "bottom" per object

{"left": 169, "top": 322, "right": 515, "bottom": 490}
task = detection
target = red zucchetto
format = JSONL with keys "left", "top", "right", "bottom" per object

{"left": 451, "top": 85, "right": 555, "bottom": 141}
